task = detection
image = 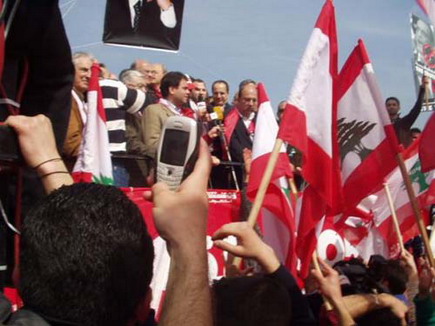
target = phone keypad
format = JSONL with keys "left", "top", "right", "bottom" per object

{"left": 157, "top": 165, "right": 183, "bottom": 191}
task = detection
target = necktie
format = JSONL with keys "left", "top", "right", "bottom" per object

{"left": 133, "top": 1, "right": 141, "bottom": 32}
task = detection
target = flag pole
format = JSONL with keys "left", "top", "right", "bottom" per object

{"left": 383, "top": 182, "right": 405, "bottom": 253}
{"left": 396, "top": 152, "right": 435, "bottom": 267}
{"left": 289, "top": 177, "right": 299, "bottom": 197}
{"left": 424, "top": 71, "right": 430, "bottom": 111}
{"left": 246, "top": 138, "right": 284, "bottom": 227}
{"left": 430, "top": 219, "right": 435, "bottom": 254}
{"left": 217, "top": 121, "right": 240, "bottom": 191}
{"left": 231, "top": 138, "right": 284, "bottom": 268}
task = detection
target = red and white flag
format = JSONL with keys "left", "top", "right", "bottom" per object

{"left": 72, "top": 63, "right": 114, "bottom": 185}
{"left": 417, "top": 0, "right": 435, "bottom": 25}
{"left": 364, "top": 140, "right": 434, "bottom": 257}
{"left": 277, "top": 0, "right": 339, "bottom": 277}
{"left": 337, "top": 39, "right": 400, "bottom": 210}
{"left": 246, "top": 83, "right": 295, "bottom": 273}
{"left": 420, "top": 111, "right": 435, "bottom": 172}
{"left": 278, "top": 0, "right": 338, "bottom": 208}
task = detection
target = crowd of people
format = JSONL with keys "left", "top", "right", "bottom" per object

{"left": 0, "top": 112, "right": 434, "bottom": 325}
{"left": 0, "top": 43, "right": 433, "bottom": 325}
{"left": 63, "top": 52, "right": 263, "bottom": 189}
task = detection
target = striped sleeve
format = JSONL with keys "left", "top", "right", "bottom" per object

{"left": 99, "top": 79, "right": 146, "bottom": 114}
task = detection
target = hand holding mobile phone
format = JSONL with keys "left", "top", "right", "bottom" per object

{"left": 156, "top": 116, "right": 200, "bottom": 191}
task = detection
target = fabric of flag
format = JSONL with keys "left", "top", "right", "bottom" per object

{"left": 367, "top": 139, "right": 434, "bottom": 256}
{"left": 224, "top": 107, "right": 240, "bottom": 143}
{"left": 278, "top": 0, "right": 338, "bottom": 209}
{"left": 277, "top": 0, "right": 338, "bottom": 278}
{"left": 417, "top": 0, "right": 435, "bottom": 25}
{"left": 246, "top": 83, "right": 295, "bottom": 273}
{"left": 337, "top": 39, "right": 400, "bottom": 210}
{"left": 72, "top": 63, "right": 114, "bottom": 185}
{"left": 420, "top": 111, "right": 435, "bottom": 172}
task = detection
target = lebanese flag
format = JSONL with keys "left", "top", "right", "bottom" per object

{"left": 337, "top": 39, "right": 400, "bottom": 211}
{"left": 278, "top": 0, "right": 338, "bottom": 210}
{"left": 417, "top": 0, "right": 435, "bottom": 25}
{"left": 246, "top": 83, "right": 296, "bottom": 273}
{"left": 72, "top": 63, "right": 114, "bottom": 185}
{"left": 420, "top": 111, "right": 435, "bottom": 172}
{"left": 277, "top": 0, "right": 338, "bottom": 278}
{"left": 368, "top": 139, "right": 434, "bottom": 257}
{"left": 224, "top": 107, "right": 240, "bottom": 144}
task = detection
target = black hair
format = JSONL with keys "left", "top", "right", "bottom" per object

{"left": 411, "top": 127, "right": 422, "bottom": 133}
{"left": 160, "top": 71, "right": 188, "bottom": 98}
{"left": 20, "top": 183, "right": 154, "bottom": 326}
{"left": 212, "top": 80, "right": 230, "bottom": 93}
{"left": 192, "top": 78, "right": 205, "bottom": 84}
{"left": 238, "top": 79, "right": 257, "bottom": 98}
{"left": 213, "top": 275, "right": 292, "bottom": 326}
{"left": 383, "top": 260, "right": 408, "bottom": 295}
{"left": 385, "top": 97, "right": 400, "bottom": 105}
{"left": 368, "top": 255, "right": 388, "bottom": 283}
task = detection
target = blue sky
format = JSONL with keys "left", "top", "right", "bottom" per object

{"left": 60, "top": 0, "right": 430, "bottom": 128}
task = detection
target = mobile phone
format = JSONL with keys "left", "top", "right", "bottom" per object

{"left": 0, "top": 125, "right": 22, "bottom": 164}
{"left": 156, "top": 116, "right": 200, "bottom": 190}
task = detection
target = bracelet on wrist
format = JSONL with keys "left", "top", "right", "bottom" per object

{"left": 32, "top": 157, "right": 62, "bottom": 170}
{"left": 39, "top": 171, "right": 70, "bottom": 179}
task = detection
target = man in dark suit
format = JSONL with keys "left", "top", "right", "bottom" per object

{"left": 224, "top": 80, "right": 258, "bottom": 186}
{"left": 103, "top": 0, "right": 184, "bottom": 51}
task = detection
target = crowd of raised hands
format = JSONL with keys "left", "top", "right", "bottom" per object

{"left": 2, "top": 113, "right": 434, "bottom": 326}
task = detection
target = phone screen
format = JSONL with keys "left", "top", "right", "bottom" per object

{"left": 160, "top": 129, "right": 189, "bottom": 166}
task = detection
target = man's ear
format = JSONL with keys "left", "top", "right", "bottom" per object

{"left": 168, "top": 86, "right": 176, "bottom": 96}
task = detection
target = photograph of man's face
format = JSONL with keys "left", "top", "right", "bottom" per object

{"left": 103, "top": 0, "right": 184, "bottom": 51}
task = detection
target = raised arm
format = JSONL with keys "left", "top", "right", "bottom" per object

{"left": 213, "top": 222, "right": 317, "bottom": 326}
{"left": 311, "top": 258, "right": 356, "bottom": 326}
{"left": 146, "top": 140, "right": 212, "bottom": 326}
{"left": 400, "top": 75, "right": 428, "bottom": 129}
{"left": 5, "top": 114, "right": 73, "bottom": 193}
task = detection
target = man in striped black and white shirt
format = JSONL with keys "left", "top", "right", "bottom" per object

{"left": 100, "top": 77, "right": 146, "bottom": 186}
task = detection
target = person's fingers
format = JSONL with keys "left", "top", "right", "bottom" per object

{"left": 310, "top": 269, "right": 324, "bottom": 282}
{"left": 180, "top": 139, "right": 211, "bottom": 191}
{"left": 317, "top": 257, "right": 335, "bottom": 274}
{"left": 146, "top": 167, "right": 155, "bottom": 186}
{"left": 143, "top": 190, "right": 153, "bottom": 201}
{"left": 212, "top": 222, "right": 247, "bottom": 240}
{"left": 151, "top": 182, "right": 170, "bottom": 205}
{"left": 213, "top": 240, "right": 243, "bottom": 256}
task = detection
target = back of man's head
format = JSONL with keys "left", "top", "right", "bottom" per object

{"left": 19, "top": 183, "right": 154, "bottom": 326}
{"left": 160, "top": 71, "right": 187, "bottom": 98}
{"left": 213, "top": 275, "right": 292, "bottom": 326}
{"left": 383, "top": 260, "right": 408, "bottom": 295}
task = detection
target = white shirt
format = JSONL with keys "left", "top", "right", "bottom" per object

{"left": 159, "top": 98, "right": 182, "bottom": 116}
{"left": 238, "top": 110, "right": 255, "bottom": 142}
{"left": 129, "top": 0, "right": 177, "bottom": 29}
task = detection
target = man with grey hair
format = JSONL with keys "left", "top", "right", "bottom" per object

{"left": 63, "top": 52, "right": 94, "bottom": 167}
{"left": 120, "top": 69, "right": 147, "bottom": 92}
{"left": 120, "top": 69, "right": 155, "bottom": 185}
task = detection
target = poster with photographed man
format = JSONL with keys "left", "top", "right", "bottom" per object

{"left": 103, "top": 0, "right": 184, "bottom": 51}
{"left": 411, "top": 14, "right": 435, "bottom": 112}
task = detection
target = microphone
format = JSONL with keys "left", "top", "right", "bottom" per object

{"left": 206, "top": 104, "right": 222, "bottom": 125}
{"left": 196, "top": 94, "right": 207, "bottom": 115}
